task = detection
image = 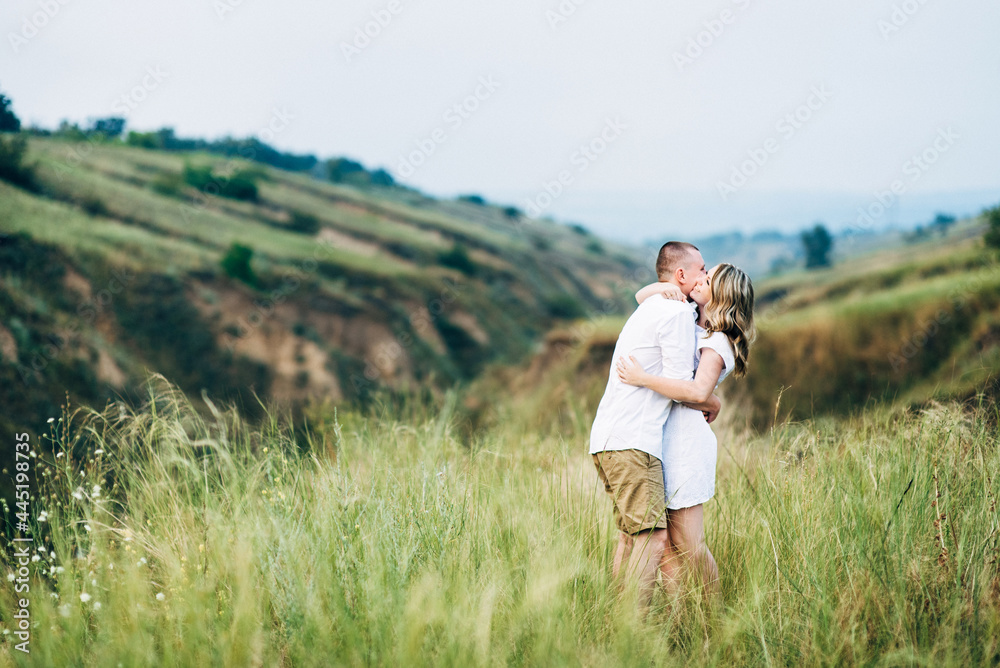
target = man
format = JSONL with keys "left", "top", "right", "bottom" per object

{"left": 590, "top": 241, "right": 712, "bottom": 608}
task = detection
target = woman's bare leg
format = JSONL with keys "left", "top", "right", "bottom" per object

{"left": 658, "top": 523, "right": 683, "bottom": 595}
{"left": 667, "top": 504, "right": 720, "bottom": 594}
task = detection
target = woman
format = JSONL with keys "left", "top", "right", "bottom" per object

{"left": 616, "top": 263, "right": 756, "bottom": 594}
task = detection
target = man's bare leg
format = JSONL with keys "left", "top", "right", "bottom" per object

{"left": 624, "top": 527, "right": 670, "bottom": 609}
{"left": 612, "top": 532, "right": 633, "bottom": 581}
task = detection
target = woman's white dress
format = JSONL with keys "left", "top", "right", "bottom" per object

{"left": 661, "top": 326, "right": 735, "bottom": 510}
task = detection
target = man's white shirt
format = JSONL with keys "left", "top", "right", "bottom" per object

{"left": 589, "top": 296, "right": 697, "bottom": 460}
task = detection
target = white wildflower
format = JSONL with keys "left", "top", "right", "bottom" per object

{"left": 155, "top": 593, "right": 165, "bottom": 601}
{"left": 47, "top": 418, "right": 55, "bottom": 423}
{"left": 80, "top": 592, "right": 91, "bottom": 603}
{"left": 59, "top": 604, "right": 71, "bottom": 617}
{"left": 71, "top": 487, "right": 84, "bottom": 501}
{"left": 56, "top": 452, "right": 64, "bottom": 459}
{"left": 94, "top": 449, "right": 104, "bottom": 455}
{"left": 38, "top": 511, "right": 48, "bottom": 523}
{"left": 50, "top": 592, "right": 58, "bottom": 600}
{"left": 31, "top": 555, "right": 40, "bottom": 563}
{"left": 92, "top": 485, "right": 101, "bottom": 498}
{"left": 6, "top": 573, "right": 14, "bottom": 582}
{"left": 55, "top": 566, "right": 64, "bottom": 573}
{"left": 93, "top": 601, "right": 101, "bottom": 610}
{"left": 83, "top": 524, "right": 92, "bottom": 533}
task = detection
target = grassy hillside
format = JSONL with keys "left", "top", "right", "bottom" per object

{"left": 746, "top": 226, "right": 1000, "bottom": 426}
{"left": 0, "top": 135, "right": 644, "bottom": 449}
{"left": 0, "top": 375, "right": 996, "bottom": 665}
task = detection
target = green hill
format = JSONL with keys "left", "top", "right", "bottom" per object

{"left": 0, "top": 135, "right": 644, "bottom": 445}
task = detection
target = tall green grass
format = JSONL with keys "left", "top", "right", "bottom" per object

{"left": 1, "top": 376, "right": 998, "bottom": 666}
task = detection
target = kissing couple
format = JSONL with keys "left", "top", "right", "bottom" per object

{"left": 590, "top": 241, "right": 756, "bottom": 609}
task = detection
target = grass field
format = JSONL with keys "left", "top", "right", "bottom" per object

{"left": 1, "top": 375, "right": 997, "bottom": 666}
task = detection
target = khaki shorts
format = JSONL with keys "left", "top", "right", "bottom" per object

{"left": 592, "top": 449, "right": 668, "bottom": 535}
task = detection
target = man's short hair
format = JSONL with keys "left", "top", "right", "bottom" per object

{"left": 655, "top": 241, "right": 699, "bottom": 281}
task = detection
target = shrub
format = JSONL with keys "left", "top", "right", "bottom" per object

{"left": 531, "top": 236, "right": 552, "bottom": 252}
{"left": 0, "top": 134, "right": 36, "bottom": 190}
{"left": 79, "top": 194, "right": 109, "bottom": 217}
{"left": 369, "top": 168, "right": 395, "bottom": 187}
{"left": 127, "top": 131, "right": 161, "bottom": 149}
{"left": 439, "top": 243, "right": 476, "bottom": 276}
{"left": 502, "top": 206, "right": 522, "bottom": 219}
{"left": 458, "top": 194, "right": 486, "bottom": 206}
{"left": 182, "top": 163, "right": 214, "bottom": 190}
{"left": 222, "top": 171, "right": 259, "bottom": 201}
{"left": 287, "top": 210, "right": 321, "bottom": 235}
{"left": 545, "top": 295, "right": 586, "bottom": 319}
{"left": 326, "top": 158, "right": 366, "bottom": 184}
{"left": 89, "top": 117, "right": 126, "bottom": 141}
{"left": 221, "top": 242, "right": 259, "bottom": 288}
{"left": 53, "top": 120, "right": 87, "bottom": 141}
{"left": 183, "top": 163, "right": 259, "bottom": 202}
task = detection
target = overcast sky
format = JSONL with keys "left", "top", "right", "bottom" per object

{"left": 4, "top": 0, "right": 999, "bottom": 241}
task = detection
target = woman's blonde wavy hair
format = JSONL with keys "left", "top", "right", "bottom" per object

{"left": 703, "top": 263, "right": 756, "bottom": 378}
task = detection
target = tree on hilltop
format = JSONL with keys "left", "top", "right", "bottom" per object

{"left": 930, "top": 212, "right": 957, "bottom": 236}
{"left": 90, "top": 117, "right": 126, "bottom": 140}
{"left": 984, "top": 205, "right": 1000, "bottom": 251}
{"left": 0, "top": 90, "right": 21, "bottom": 132}
{"left": 801, "top": 223, "right": 833, "bottom": 269}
